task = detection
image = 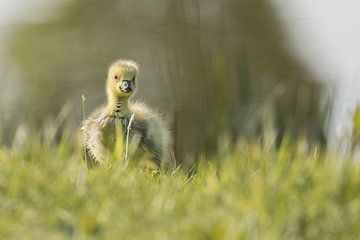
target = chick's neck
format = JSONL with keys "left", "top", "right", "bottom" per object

{"left": 106, "top": 94, "right": 131, "bottom": 118}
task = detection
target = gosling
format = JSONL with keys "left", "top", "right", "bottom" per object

{"left": 82, "top": 59, "right": 171, "bottom": 169}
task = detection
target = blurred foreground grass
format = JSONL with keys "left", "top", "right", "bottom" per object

{"left": 0, "top": 125, "right": 360, "bottom": 240}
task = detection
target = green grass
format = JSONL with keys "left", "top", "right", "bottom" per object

{"left": 0, "top": 127, "right": 360, "bottom": 240}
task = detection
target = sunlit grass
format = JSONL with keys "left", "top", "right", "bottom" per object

{"left": 0, "top": 126, "right": 360, "bottom": 239}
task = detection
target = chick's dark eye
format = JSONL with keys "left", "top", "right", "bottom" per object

{"left": 114, "top": 75, "right": 119, "bottom": 80}
{"left": 132, "top": 77, "right": 136, "bottom": 82}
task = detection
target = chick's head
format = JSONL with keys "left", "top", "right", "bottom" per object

{"left": 107, "top": 59, "right": 139, "bottom": 99}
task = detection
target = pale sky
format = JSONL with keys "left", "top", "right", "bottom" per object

{"left": 0, "top": 0, "right": 359, "bottom": 144}
{"left": 275, "top": 0, "right": 360, "bottom": 143}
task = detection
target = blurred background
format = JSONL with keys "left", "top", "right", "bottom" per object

{"left": 0, "top": 0, "right": 359, "bottom": 166}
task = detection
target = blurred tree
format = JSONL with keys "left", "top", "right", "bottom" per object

{"left": 6, "top": 0, "right": 326, "bottom": 166}
{"left": 352, "top": 105, "right": 360, "bottom": 148}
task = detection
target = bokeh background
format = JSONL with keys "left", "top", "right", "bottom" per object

{"left": 0, "top": 0, "right": 359, "bottom": 166}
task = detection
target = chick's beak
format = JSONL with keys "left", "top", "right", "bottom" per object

{"left": 119, "top": 80, "right": 132, "bottom": 93}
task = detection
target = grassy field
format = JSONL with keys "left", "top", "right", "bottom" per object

{"left": 0, "top": 127, "right": 360, "bottom": 240}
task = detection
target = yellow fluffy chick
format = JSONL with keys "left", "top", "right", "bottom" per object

{"left": 82, "top": 59, "right": 172, "bottom": 170}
